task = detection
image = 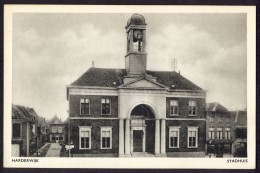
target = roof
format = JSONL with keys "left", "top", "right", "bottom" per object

{"left": 70, "top": 67, "right": 202, "bottom": 90}
{"left": 206, "top": 102, "right": 228, "bottom": 112}
{"left": 235, "top": 111, "right": 247, "bottom": 126}
{"left": 12, "top": 104, "right": 37, "bottom": 123}
{"left": 49, "top": 115, "right": 64, "bottom": 124}
{"left": 126, "top": 13, "right": 146, "bottom": 28}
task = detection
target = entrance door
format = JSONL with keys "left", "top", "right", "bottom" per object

{"left": 133, "top": 130, "right": 143, "bottom": 152}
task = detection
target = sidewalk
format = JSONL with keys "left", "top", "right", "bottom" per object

{"left": 45, "top": 143, "right": 61, "bottom": 157}
{"left": 31, "top": 143, "right": 50, "bottom": 157}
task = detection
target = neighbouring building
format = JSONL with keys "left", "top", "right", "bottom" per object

{"left": 67, "top": 14, "right": 207, "bottom": 157}
{"left": 49, "top": 115, "right": 66, "bottom": 143}
{"left": 205, "top": 102, "right": 235, "bottom": 157}
{"left": 233, "top": 110, "right": 247, "bottom": 157}
{"left": 12, "top": 104, "right": 37, "bottom": 157}
{"left": 32, "top": 115, "right": 48, "bottom": 149}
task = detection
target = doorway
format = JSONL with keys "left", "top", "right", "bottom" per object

{"left": 133, "top": 130, "right": 143, "bottom": 152}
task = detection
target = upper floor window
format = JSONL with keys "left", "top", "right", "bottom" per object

{"left": 170, "top": 100, "right": 178, "bottom": 116}
{"left": 226, "top": 118, "right": 231, "bottom": 123}
{"left": 37, "top": 126, "right": 42, "bottom": 135}
{"left": 224, "top": 128, "right": 231, "bottom": 139}
{"left": 101, "top": 98, "right": 111, "bottom": 115}
{"left": 100, "top": 127, "right": 112, "bottom": 149}
{"left": 80, "top": 98, "right": 90, "bottom": 115}
{"left": 209, "top": 127, "right": 214, "bottom": 139}
{"left": 58, "top": 126, "right": 63, "bottom": 133}
{"left": 236, "top": 128, "right": 247, "bottom": 139}
{"left": 79, "top": 126, "right": 92, "bottom": 149}
{"left": 12, "top": 123, "right": 21, "bottom": 138}
{"left": 209, "top": 116, "right": 214, "bottom": 123}
{"left": 187, "top": 127, "right": 198, "bottom": 148}
{"left": 169, "top": 126, "right": 180, "bottom": 148}
{"left": 216, "top": 128, "right": 223, "bottom": 139}
{"left": 188, "top": 100, "right": 196, "bottom": 116}
{"left": 218, "top": 116, "right": 222, "bottom": 123}
{"left": 52, "top": 126, "right": 57, "bottom": 133}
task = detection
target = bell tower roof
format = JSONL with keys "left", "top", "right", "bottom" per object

{"left": 126, "top": 13, "right": 146, "bottom": 28}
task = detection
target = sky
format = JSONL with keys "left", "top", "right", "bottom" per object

{"left": 12, "top": 13, "right": 247, "bottom": 121}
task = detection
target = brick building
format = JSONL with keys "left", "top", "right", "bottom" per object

{"left": 67, "top": 14, "right": 207, "bottom": 157}
{"left": 233, "top": 110, "right": 247, "bottom": 157}
{"left": 205, "top": 102, "right": 235, "bottom": 157}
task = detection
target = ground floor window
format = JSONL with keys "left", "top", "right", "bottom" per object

{"left": 188, "top": 127, "right": 198, "bottom": 148}
{"left": 224, "top": 128, "right": 231, "bottom": 139}
{"left": 79, "top": 126, "right": 92, "bottom": 149}
{"left": 59, "top": 136, "right": 63, "bottom": 141}
{"left": 169, "top": 126, "right": 180, "bottom": 148}
{"left": 216, "top": 128, "right": 223, "bottom": 139}
{"left": 100, "top": 127, "right": 112, "bottom": 149}
{"left": 209, "top": 127, "right": 214, "bottom": 139}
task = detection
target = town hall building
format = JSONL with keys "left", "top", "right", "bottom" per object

{"left": 67, "top": 14, "right": 207, "bottom": 157}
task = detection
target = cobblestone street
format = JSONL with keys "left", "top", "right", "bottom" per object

{"left": 45, "top": 143, "right": 61, "bottom": 157}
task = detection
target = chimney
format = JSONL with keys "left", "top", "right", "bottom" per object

{"left": 92, "top": 60, "right": 95, "bottom": 67}
{"left": 171, "top": 59, "right": 177, "bottom": 72}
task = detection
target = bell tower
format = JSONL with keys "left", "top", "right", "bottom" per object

{"left": 125, "top": 13, "right": 147, "bottom": 76}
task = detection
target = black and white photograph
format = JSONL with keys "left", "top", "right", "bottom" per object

{"left": 4, "top": 5, "right": 256, "bottom": 168}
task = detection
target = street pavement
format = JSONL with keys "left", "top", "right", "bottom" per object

{"left": 45, "top": 143, "right": 61, "bottom": 157}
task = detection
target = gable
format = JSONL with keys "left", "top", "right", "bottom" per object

{"left": 121, "top": 79, "right": 165, "bottom": 88}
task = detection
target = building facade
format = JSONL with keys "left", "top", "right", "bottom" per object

{"left": 233, "top": 110, "right": 247, "bottom": 157}
{"left": 12, "top": 104, "right": 36, "bottom": 157}
{"left": 205, "top": 102, "right": 235, "bottom": 157}
{"left": 49, "top": 115, "right": 66, "bottom": 143}
{"left": 67, "top": 14, "right": 207, "bottom": 157}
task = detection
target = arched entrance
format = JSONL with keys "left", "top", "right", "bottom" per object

{"left": 130, "top": 104, "right": 155, "bottom": 154}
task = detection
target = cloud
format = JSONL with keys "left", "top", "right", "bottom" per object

{"left": 13, "top": 22, "right": 125, "bottom": 120}
{"left": 12, "top": 18, "right": 247, "bottom": 120}
{"left": 147, "top": 24, "right": 247, "bottom": 110}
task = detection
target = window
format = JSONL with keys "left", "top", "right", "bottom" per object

{"left": 12, "top": 123, "right": 21, "bottom": 138}
{"left": 79, "top": 126, "right": 92, "bottom": 149}
{"left": 169, "top": 126, "right": 180, "bottom": 148}
{"left": 100, "top": 127, "right": 112, "bottom": 149}
{"left": 226, "top": 118, "right": 231, "bottom": 123}
{"left": 218, "top": 116, "right": 222, "bottom": 123}
{"left": 58, "top": 126, "right": 63, "bottom": 133}
{"left": 80, "top": 98, "right": 90, "bottom": 115}
{"left": 101, "top": 98, "right": 111, "bottom": 115}
{"left": 52, "top": 126, "right": 57, "bottom": 133}
{"left": 37, "top": 126, "right": 42, "bottom": 134}
{"left": 170, "top": 100, "right": 178, "bottom": 116}
{"left": 187, "top": 127, "right": 198, "bottom": 148}
{"left": 224, "top": 128, "right": 231, "bottom": 139}
{"left": 236, "top": 129, "right": 247, "bottom": 139}
{"left": 209, "top": 116, "right": 214, "bottom": 123}
{"left": 216, "top": 128, "right": 223, "bottom": 139}
{"left": 209, "top": 127, "right": 214, "bottom": 139}
{"left": 59, "top": 136, "right": 63, "bottom": 140}
{"left": 188, "top": 100, "right": 196, "bottom": 116}
{"left": 52, "top": 136, "right": 55, "bottom": 141}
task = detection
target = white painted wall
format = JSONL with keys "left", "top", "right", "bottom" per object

{"left": 118, "top": 89, "right": 166, "bottom": 119}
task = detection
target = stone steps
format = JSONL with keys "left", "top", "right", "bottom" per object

{"left": 131, "top": 152, "right": 155, "bottom": 157}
